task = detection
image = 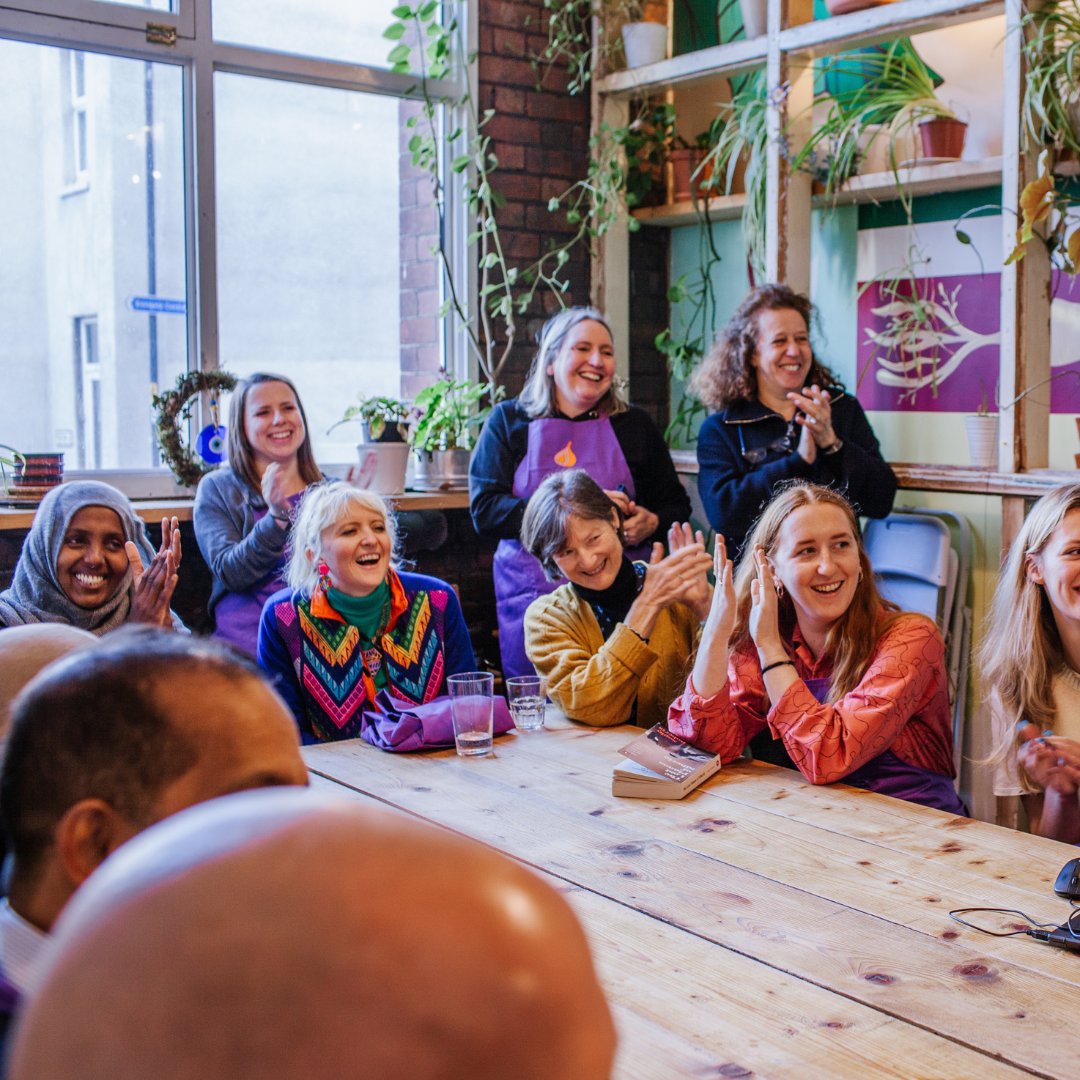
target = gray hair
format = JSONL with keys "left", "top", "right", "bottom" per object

{"left": 518, "top": 306, "right": 628, "bottom": 419}
{"left": 285, "top": 482, "right": 399, "bottom": 595}
{"left": 520, "top": 470, "right": 624, "bottom": 581}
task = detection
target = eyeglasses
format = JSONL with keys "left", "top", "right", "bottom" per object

{"left": 740, "top": 418, "right": 797, "bottom": 465}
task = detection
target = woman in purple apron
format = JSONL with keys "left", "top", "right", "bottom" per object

{"left": 469, "top": 307, "right": 692, "bottom": 679}
{"left": 194, "top": 373, "right": 324, "bottom": 657}
{"left": 669, "top": 482, "right": 965, "bottom": 814}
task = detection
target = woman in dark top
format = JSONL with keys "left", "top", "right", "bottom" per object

{"left": 469, "top": 305, "right": 691, "bottom": 678}
{"left": 692, "top": 284, "right": 896, "bottom": 562}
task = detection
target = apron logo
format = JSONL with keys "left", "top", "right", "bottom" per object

{"left": 554, "top": 440, "right": 576, "bottom": 467}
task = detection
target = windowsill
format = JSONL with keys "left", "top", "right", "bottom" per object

{"left": 59, "top": 179, "right": 90, "bottom": 198}
{"left": 0, "top": 489, "right": 470, "bottom": 531}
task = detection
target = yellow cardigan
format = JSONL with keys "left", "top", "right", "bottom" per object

{"left": 524, "top": 583, "right": 699, "bottom": 729}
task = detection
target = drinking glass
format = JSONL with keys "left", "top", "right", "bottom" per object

{"left": 506, "top": 675, "right": 546, "bottom": 732}
{"left": 447, "top": 672, "right": 495, "bottom": 757}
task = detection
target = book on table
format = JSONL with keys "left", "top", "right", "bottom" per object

{"left": 612, "top": 723, "right": 721, "bottom": 799}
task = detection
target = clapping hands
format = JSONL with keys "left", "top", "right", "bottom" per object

{"left": 127, "top": 515, "right": 181, "bottom": 627}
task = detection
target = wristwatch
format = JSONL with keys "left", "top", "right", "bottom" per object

{"left": 821, "top": 438, "right": 844, "bottom": 456}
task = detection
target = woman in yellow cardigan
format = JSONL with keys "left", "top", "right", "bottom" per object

{"left": 521, "top": 469, "right": 712, "bottom": 728}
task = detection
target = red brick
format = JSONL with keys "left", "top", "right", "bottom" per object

{"left": 495, "top": 143, "right": 525, "bottom": 171}
{"left": 495, "top": 29, "right": 526, "bottom": 57}
{"left": 526, "top": 92, "right": 586, "bottom": 123}
{"left": 494, "top": 86, "right": 525, "bottom": 114}
{"left": 494, "top": 201, "right": 525, "bottom": 228}
{"left": 483, "top": 114, "right": 541, "bottom": 145}
{"left": 492, "top": 173, "right": 541, "bottom": 201}
{"left": 478, "top": 55, "right": 537, "bottom": 88}
{"left": 402, "top": 261, "right": 436, "bottom": 289}
{"left": 401, "top": 317, "right": 437, "bottom": 346}
{"left": 400, "top": 291, "right": 418, "bottom": 318}
{"left": 504, "top": 233, "right": 540, "bottom": 260}
{"left": 525, "top": 146, "right": 583, "bottom": 180}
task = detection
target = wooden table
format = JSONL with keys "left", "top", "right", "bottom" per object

{"left": 303, "top": 715, "right": 1080, "bottom": 1079}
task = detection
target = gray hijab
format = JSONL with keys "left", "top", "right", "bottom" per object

{"left": 0, "top": 482, "right": 159, "bottom": 635}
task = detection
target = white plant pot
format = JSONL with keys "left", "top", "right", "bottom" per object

{"left": 352, "top": 441, "right": 410, "bottom": 496}
{"left": 963, "top": 414, "right": 999, "bottom": 470}
{"left": 621, "top": 22, "right": 667, "bottom": 69}
{"left": 738, "top": 0, "right": 767, "bottom": 39}
{"left": 412, "top": 448, "right": 471, "bottom": 492}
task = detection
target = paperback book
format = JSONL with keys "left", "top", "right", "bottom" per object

{"left": 612, "top": 723, "right": 721, "bottom": 799}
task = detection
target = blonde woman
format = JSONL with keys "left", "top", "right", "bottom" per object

{"left": 980, "top": 483, "right": 1080, "bottom": 844}
{"left": 669, "top": 482, "right": 963, "bottom": 812}
{"left": 257, "top": 482, "right": 475, "bottom": 744}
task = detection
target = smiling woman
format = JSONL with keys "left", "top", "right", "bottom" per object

{"left": 256, "top": 482, "right": 475, "bottom": 744}
{"left": 521, "top": 470, "right": 712, "bottom": 730}
{"left": 691, "top": 284, "right": 897, "bottom": 563}
{"left": 469, "top": 306, "right": 691, "bottom": 679}
{"left": 194, "top": 373, "right": 325, "bottom": 657}
{"left": 0, "top": 482, "right": 184, "bottom": 634}
{"left": 669, "top": 482, "right": 964, "bottom": 813}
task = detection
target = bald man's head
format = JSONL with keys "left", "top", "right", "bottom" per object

{"left": 11, "top": 789, "right": 615, "bottom": 1080}
{"left": 0, "top": 624, "right": 97, "bottom": 737}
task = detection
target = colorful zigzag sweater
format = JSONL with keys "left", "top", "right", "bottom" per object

{"left": 258, "top": 570, "right": 476, "bottom": 744}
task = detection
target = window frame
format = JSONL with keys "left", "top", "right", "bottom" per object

{"left": 0, "top": 0, "right": 472, "bottom": 494}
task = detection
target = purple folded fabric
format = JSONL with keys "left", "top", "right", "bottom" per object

{"left": 360, "top": 690, "right": 515, "bottom": 753}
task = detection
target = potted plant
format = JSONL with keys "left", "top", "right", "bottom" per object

{"left": 964, "top": 384, "right": 999, "bottom": 470}
{"left": 793, "top": 39, "right": 965, "bottom": 201}
{"left": 329, "top": 395, "right": 414, "bottom": 496}
{"left": 613, "top": 1, "right": 669, "bottom": 69}
{"left": 409, "top": 379, "right": 504, "bottom": 491}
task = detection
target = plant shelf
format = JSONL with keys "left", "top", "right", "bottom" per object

{"left": 632, "top": 192, "right": 747, "bottom": 227}
{"left": 829, "top": 155, "right": 1003, "bottom": 203}
{"left": 596, "top": 0, "right": 1004, "bottom": 99}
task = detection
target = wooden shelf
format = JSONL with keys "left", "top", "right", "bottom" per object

{"left": 779, "top": 0, "right": 1004, "bottom": 61}
{"left": 632, "top": 157, "right": 1000, "bottom": 229}
{"left": 828, "top": 155, "right": 1002, "bottom": 203}
{"left": 670, "top": 451, "right": 1073, "bottom": 499}
{"left": 596, "top": 0, "right": 1003, "bottom": 99}
{"left": 0, "top": 490, "right": 470, "bottom": 532}
{"left": 632, "top": 192, "right": 747, "bottom": 227}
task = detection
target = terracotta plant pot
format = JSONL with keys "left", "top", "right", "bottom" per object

{"left": 918, "top": 117, "right": 967, "bottom": 160}
{"left": 669, "top": 148, "right": 707, "bottom": 202}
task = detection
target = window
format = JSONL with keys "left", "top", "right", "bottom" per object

{"left": 0, "top": 0, "right": 463, "bottom": 485}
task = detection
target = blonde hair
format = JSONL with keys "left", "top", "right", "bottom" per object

{"left": 518, "top": 306, "right": 628, "bottom": 419}
{"left": 979, "top": 483, "right": 1080, "bottom": 790}
{"left": 732, "top": 482, "right": 902, "bottom": 702}
{"left": 285, "top": 482, "right": 399, "bottom": 595}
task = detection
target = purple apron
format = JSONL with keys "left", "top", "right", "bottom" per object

{"left": 494, "top": 416, "right": 646, "bottom": 679}
{"left": 802, "top": 676, "right": 967, "bottom": 815}
{"left": 213, "top": 493, "right": 301, "bottom": 658}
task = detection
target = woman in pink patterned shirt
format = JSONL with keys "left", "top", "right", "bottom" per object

{"left": 668, "top": 482, "right": 964, "bottom": 812}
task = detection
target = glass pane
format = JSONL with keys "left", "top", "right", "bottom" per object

{"left": 213, "top": 0, "right": 404, "bottom": 69}
{"left": 215, "top": 73, "right": 439, "bottom": 465}
{"left": 0, "top": 40, "right": 188, "bottom": 471}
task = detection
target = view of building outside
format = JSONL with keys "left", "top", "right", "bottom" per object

{"left": 0, "top": 0, "right": 436, "bottom": 474}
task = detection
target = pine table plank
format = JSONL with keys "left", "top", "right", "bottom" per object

{"left": 303, "top": 722, "right": 1079, "bottom": 1078}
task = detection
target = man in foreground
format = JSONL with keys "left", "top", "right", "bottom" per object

{"left": 9, "top": 787, "right": 617, "bottom": 1079}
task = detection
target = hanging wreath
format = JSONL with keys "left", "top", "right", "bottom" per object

{"left": 153, "top": 370, "right": 238, "bottom": 488}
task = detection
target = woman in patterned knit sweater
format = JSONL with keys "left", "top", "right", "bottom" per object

{"left": 257, "top": 482, "right": 475, "bottom": 744}
{"left": 980, "top": 483, "right": 1080, "bottom": 844}
{"left": 669, "top": 481, "right": 964, "bottom": 813}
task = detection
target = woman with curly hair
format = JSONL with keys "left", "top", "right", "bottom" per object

{"left": 691, "top": 284, "right": 896, "bottom": 562}
{"left": 980, "top": 483, "right": 1080, "bottom": 844}
{"left": 669, "top": 482, "right": 963, "bottom": 813}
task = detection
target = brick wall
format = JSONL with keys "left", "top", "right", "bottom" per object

{"left": 477, "top": 0, "right": 592, "bottom": 395}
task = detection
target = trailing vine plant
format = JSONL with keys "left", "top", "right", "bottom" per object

{"left": 386, "top": 2, "right": 625, "bottom": 387}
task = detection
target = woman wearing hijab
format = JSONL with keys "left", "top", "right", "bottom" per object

{"left": 0, "top": 481, "right": 183, "bottom": 634}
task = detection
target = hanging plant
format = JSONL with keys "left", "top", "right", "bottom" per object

{"left": 153, "top": 370, "right": 238, "bottom": 488}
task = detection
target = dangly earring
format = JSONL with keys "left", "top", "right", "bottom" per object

{"left": 317, "top": 559, "right": 332, "bottom": 593}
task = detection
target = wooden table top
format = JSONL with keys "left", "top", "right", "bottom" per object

{"left": 302, "top": 715, "right": 1080, "bottom": 1079}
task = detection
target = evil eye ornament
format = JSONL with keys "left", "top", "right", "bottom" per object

{"left": 196, "top": 424, "right": 227, "bottom": 465}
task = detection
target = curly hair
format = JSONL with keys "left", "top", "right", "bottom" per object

{"left": 689, "top": 284, "right": 843, "bottom": 411}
